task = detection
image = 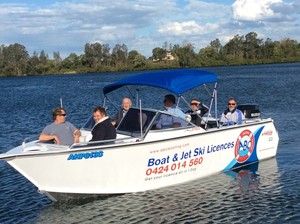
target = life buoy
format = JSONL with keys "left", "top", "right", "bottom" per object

{"left": 234, "top": 129, "right": 255, "bottom": 163}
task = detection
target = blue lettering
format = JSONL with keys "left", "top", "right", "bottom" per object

{"left": 207, "top": 141, "right": 234, "bottom": 154}
{"left": 193, "top": 147, "right": 205, "bottom": 156}
{"left": 67, "top": 150, "right": 104, "bottom": 160}
{"left": 148, "top": 158, "right": 155, "bottom": 166}
{"left": 148, "top": 156, "right": 170, "bottom": 167}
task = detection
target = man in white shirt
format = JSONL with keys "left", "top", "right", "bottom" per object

{"left": 156, "top": 94, "right": 187, "bottom": 129}
{"left": 220, "top": 98, "right": 244, "bottom": 125}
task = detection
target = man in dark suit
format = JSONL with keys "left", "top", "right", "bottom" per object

{"left": 90, "top": 107, "right": 116, "bottom": 142}
{"left": 112, "top": 97, "right": 132, "bottom": 126}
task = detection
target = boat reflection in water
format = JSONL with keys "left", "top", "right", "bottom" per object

{"left": 227, "top": 162, "right": 261, "bottom": 194}
{"left": 226, "top": 158, "right": 280, "bottom": 196}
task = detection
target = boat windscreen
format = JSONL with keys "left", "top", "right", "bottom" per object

{"left": 117, "top": 108, "right": 156, "bottom": 134}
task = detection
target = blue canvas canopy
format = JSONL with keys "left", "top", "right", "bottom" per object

{"left": 103, "top": 69, "right": 217, "bottom": 95}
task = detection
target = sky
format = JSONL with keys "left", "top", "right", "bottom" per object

{"left": 0, "top": 0, "right": 299, "bottom": 59}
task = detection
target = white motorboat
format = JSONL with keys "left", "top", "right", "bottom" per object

{"left": 0, "top": 69, "right": 279, "bottom": 201}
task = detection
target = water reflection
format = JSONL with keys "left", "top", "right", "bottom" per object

{"left": 226, "top": 163, "right": 260, "bottom": 195}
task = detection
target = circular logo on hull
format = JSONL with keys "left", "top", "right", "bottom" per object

{"left": 235, "top": 129, "right": 255, "bottom": 163}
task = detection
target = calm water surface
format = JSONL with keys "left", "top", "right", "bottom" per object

{"left": 0, "top": 63, "right": 299, "bottom": 223}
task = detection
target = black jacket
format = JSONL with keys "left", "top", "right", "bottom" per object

{"left": 91, "top": 118, "right": 116, "bottom": 142}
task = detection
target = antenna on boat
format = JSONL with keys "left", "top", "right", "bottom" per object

{"left": 60, "top": 98, "right": 63, "bottom": 108}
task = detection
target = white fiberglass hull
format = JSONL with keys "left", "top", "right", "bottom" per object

{"left": 1, "top": 119, "right": 278, "bottom": 201}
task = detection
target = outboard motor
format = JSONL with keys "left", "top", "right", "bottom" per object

{"left": 237, "top": 104, "right": 261, "bottom": 118}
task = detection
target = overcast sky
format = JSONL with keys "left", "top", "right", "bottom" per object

{"left": 0, "top": 0, "right": 299, "bottom": 58}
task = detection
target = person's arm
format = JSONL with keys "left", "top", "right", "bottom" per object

{"left": 73, "top": 129, "right": 81, "bottom": 143}
{"left": 200, "top": 103, "right": 209, "bottom": 114}
{"left": 39, "top": 133, "right": 60, "bottom": 144}
{"left": 113, "top": 110, "right": 122, "bottom": 126}
{"left": 236, "top": 109, "right": 244, "bottom": 124}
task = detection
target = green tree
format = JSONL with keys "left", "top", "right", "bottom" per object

{"left": 128, "top": 50, "right": 139, "bottom": 64}
{"left": 61, "top": 53, "right": 80, "bottom": 70}
{"left": 261, "top": 38, "right": 275, "bottom": 59}
{"left": 39, "top": 50, "right": 48, "bottom": 65}
{"left": 102, "top": 44, "right": 111, "bottom": 66}
{"left": 2, "top": 43, "right": 29, "bottom": 76}
{"left": 0, "top": 45, "right": 4, "bottom": 75}
{"left": 112, "top": 44, "right": 128, "bottom": 66}
{"left": 243, "top": 32, "right": 262, "bottom": 60}
{"left": 84, "top": 42, "right": 103, "bottom": 68}
{"left": 198, "top": 46, "right": 219, "bottom": 66}
{"left": 152, "top": 47, "right": 167, "bottom": 61}
{"left": 173, "top": 42, "right": 196, "bottom": 67}
{"left": 210, "top": 38, "right": 222, "bottom": 54}
{"left": 26, "top": 51, "right": 40, "bottom": 75}
{"left": 128, "top": 50, "right": 146, "bottom": 68}
{"left": 53, "top": 51, "right": 62, "bottom": 69}
{"left": 280, "top": 38, "right": 299, "bottom": 58}
{"left": 222, "top": 35, "right": 244, "bottom": 64}
{"left": 273, "top": 41, "right": 284, "bottom": 58}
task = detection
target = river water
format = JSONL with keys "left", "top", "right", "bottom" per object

{"left": 0, "top": 63, "right": 299, "bottom": 223}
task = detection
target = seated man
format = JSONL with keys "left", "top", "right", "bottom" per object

{"left": 155, "top": 94, "right": 187, "bottom": 129}
{"left": 90, "top": 107, "right": 116, "bottom": 142}
{"left": 185, "top": 98, "right": 209, "bottom": 117}
{"left": 185, "top": 98, "right": 209, "bottom": 126}
{"left": 112, "top": 97, "right": 132, "bottom": 127}
{"left": 39, "top": 107, "right": 81, "bottom": 146}
{"left": 220, "top": 98, "right": 244, "bottom": 125}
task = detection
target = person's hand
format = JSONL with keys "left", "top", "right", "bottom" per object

{"left": 53, "top": 135, "right": 60, "bottom": 144}
{"left": 74, "top": 135, "right": 79, "bottom": 143}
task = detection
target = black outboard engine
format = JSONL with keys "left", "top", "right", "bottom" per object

{"left": 237, "top": 104, "right": 261, "bottom": 118}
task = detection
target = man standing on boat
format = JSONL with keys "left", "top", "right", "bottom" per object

{"left": 39, "top": 107, "right": 81, "bottom": 145}
{"left": 220, "top": 98, "right": 244, "bottom": 125}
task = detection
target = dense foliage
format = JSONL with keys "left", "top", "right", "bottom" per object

{"left": 0, "top": 32, "right": 299, "bottom": 77}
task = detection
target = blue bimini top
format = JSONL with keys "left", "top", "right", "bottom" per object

{"left": 103, "top": 68, "right": 217, "bottom": 95}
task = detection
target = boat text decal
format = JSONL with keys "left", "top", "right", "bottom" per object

{"left": 67, "top": 150, "right": 104, "bottom": 160}
{"left": 145, "top": 141, "right": 234, "bottom": 179}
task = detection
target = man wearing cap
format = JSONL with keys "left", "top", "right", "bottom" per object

{"left": 155, "top": 94, "right": 187, "bottom": 129}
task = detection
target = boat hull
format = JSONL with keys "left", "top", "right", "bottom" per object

{"left": 2, "top": 119, "right": 278, "bottom": 201}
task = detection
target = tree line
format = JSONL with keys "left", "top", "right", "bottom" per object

{"left": 0, "top": 32, "right": 299, "bottom": 77}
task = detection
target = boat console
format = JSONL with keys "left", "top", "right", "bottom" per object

{"left": 237, "top": 104, "right": 261, "bottom": 118}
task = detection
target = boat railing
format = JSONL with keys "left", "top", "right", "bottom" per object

{"left": 70, "top": 136, "right": 140, "bottom": 149}
{"left": 22, "top": 136, "right": 39, "bottom": 147}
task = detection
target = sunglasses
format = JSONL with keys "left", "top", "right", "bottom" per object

{"left": 57, "top": 114, "right": 67, "bottom": 117}
{"left": 228, "top": 103, "right": 236, "bottom": 106}
{"left": 190, "top": 103, "right": 198, "bottom": 106}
